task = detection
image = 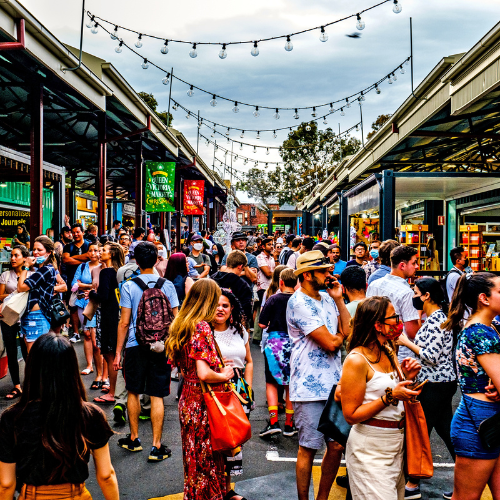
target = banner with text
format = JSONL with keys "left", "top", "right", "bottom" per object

{"left": 145, "top": 161, "right": 175, "bottom": 213}
{"left": 183, "top": 180, "right": 205, "bottom": 215}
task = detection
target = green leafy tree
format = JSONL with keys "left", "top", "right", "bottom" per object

{"left": 138, "top": 91, "right": 173, "bottom": 127}
{"left": 366, "top": 114, "right": 392, "bottom": 140}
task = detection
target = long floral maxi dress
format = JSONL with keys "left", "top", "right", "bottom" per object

{"left": 177, "top": 321, "right": 227, "bottom": 500}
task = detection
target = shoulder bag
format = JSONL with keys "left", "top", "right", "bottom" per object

{"left": 317, "top": 384, "right": 351, "bottom": 448}
{"left": 199, "top": 340, "right": 252, "bottom": 452}
{"left": 1, "top": 291, "right": 29, "bottom": 326}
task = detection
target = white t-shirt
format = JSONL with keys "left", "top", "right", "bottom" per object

{"left": 213, "top": 326, "right": 249, "bottom": 370}
{"left": 286, "top": 251, "right": 300, "bottom": 270}
{"left": 286, "top": 290, "right": 341, "bottom": 402}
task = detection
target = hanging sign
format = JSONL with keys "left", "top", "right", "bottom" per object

{"left": 183, "top": 180, "right": 205, "bottom": 215}
{"left": 438, "top": 216, "right": 445, "bottom": 226}
{"left": 145, "top": 161, "right": 175, "bottom": 213}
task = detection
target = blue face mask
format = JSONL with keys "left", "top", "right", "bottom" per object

{"left": 369, "top": 250, "right": 379, "bottom": 259}
{"left": 36, "top": 256, "right": 46, "bottom": 265}
{"left": 213, "top": 250, "right": 218, "bottom": 255}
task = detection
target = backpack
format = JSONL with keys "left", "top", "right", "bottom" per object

{"left": 280, "top": 248, "right": 295, "bottom": 265}
{"left": 132, "top": 277, "right": 174, "bottom": 352}
{"left": 439, "top": 268, "right": 462, "bottom": 306}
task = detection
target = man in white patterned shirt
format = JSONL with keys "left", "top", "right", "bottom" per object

{"left": 366, "top": 245, "right": 420, "bottom": 361}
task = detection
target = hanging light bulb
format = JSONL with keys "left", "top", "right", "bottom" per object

{"left": 405, "top": 58, "right": 410, "bottom": 66}
{"left": 110, "top": 26, "right": 118, "bottom": 40}
{"left": 254, "top": 161, "right": 258, "bottom": 167}
{"left": 115, "top": 40, "right": 124, "bottom": 53}
{"left": 319, "top": 26, "right": 328, "bottom": 42}
{"left": 256, "top": 131, "right": 260, "bottom": 140}
{"left": 189, "top": 43, "right": 197, "bottom": 58}
{"left": 360, "top": 91, "right": 365, "bottom": 101}
{"left": 375, "top": 85, "right": 381, "bottom": 94}
{"left": 253, "top": 106, "right": 260, "bottom": 118}
{"left": 244, "top": 158, "right": 248, "bottom": 165}
{"left": 232, "top": 102, "right": 239, "bottom": 113}
{"left": 329, "top": 103, "right": 334, "bottom": 113}
{"left": 358, "top": 97, "right": 363, "bottom": 107}
{"left": 240, "top": 143, "right": 243, "bottom": 150}
{"left": 141, "top": 58, "right": 149, "bottom": 70}
{"left": 210, "top": 95, "right": 217, "bottom": 107}
{"left": 227, "top": 137, "right": 230, "bottom": 144}
{"left": 185, "top": 112, "right": 190, "bottom": 119}
{"left": 346, "top": 98, "right": 351, "bottom": 109}
{"left": 273, "top": 131, "right": 277, "bottom": 139}
{"left": 205, "top": 139, "right": 209, "bottom": 146}
{"left": 392, "top": 72, "right": 397, "bottom": 81}
{"left": 356, "top": 14, "right": 365, "bottom": 30}
{"left": 86, "top": 16, "right": 95, "bottom": 29}
{"left": 393, "top": 0, "right": 402, "bottom": 14}
{"left": 306, "top": 124, "right": 311, "bottom": 132}
{"left": 172, "top": 102, "right": 178, "bottom": 111}
{"left": 265, "top": 163, "right": 269, "bottom": 168}
{"left": 400, "top": 65, "right": 405, "bottom": 74}
{"left": 211, "top": 129, "right": 215, "bottom": 138}
{"left": 135, "top": 34, "right": 143, "bottom": 48}
{"left": 293, "top": 108, "right": 299, "bottom": 120}
{"left": 266, "top": 148, "right": 270, "bottom": 155}
{"left": 388, "top": 74, "right": 393, "bottom": 84}
{"left": 311, "top": 107, "right": 317, "bottom": 118}
{"left": 340, "top": 108, "right": 345, "bottom": 116}
{"left": 91, "top": 23, "right": 99, "bottom": 34}
{"left": 356, "top": 124, "right": 360, "bottom": 132}
{"left": 240, "top": 131, "right": 245, "bottom": 139}
{"left": 274, "top": 108, "right": 280, "bottom": 120}
{"left": 161, "top": 40, "right": 169, "bottom": 54}
{"left": 225, "top": 128, "right": 230, "bottom": 137}
{"left": 323, "top": 118, "right": 328, "bottom": 125}
{"left": 218, "top": 43, "right": 228, "bottom": 59}
{"left": 215, "top": 144, "right": 219, "bottom": 150}
{"left": 253, "top": 146, "right": 257, "bottom": 153}
{"left": 251, "top": 41, "right": 259, "bottom": 57}
{"left": 187, "top": 85, "right": 194, "bottom": 97}
{"left": 284, "top": 35, "right": 293, "bottom": 52}
{"left": 198, "top": 121, "right": 203, "bottom": 129}
{"left": 291, "top": 150, "right": 296, "bottom": 155}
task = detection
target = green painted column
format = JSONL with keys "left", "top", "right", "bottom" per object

{"left": 446, "top": 200, "right": 457, "bottom": 271}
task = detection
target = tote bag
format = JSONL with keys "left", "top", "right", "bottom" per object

{"left": 1, "top": 291, "right": 29, "bottom": 326}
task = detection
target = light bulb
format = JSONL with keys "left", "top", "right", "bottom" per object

{"left": 226, "top": 128, "right": 230, "bottom": 137}
{"left": 86, "top": 16, "right": 95, "bottom": 29}
{"left": 293, "top": 109, "right": 299, "bottom": 120}
{"left": 161, "top": 41, "right": 169, "bottom": 54}
{"left": 227, "top": 137, "right": 230, "bottom": 144}
{"left": 274, "top": 108, "right": 280, "bottom": 120}
{"left": 323, "top": 118, "right": 328, "bottom": 125}
{"left": 240, "top": 143, "right": 243, "bottom": 150}
{"left": 393, "top": 72, "right": 397, "bottom": 81}
{"left": 285, "top": 35, "right": 293, "bottom": 52}
{"left": 205, "top": 139, "right": 209, "bottom": 146}
{"left": 215, "top": 145, "right": 218, "bottom": 150}
{"left": 211, "top": 130, "right": 215, "bottom": 137}
{"left": 356, "top": 14, "right": 365, "bottom": 30}
{"left": 187, "top": 85, "right": 194, "bottom": 97}
{"left": 356, "top": 124, "right": 360, "bottom": 132}
{"left": 393, "top": 0, "right": 402, "bottom": 14}
{"left": 254, "top": 161, "right": 258, "bottom": 167}
{"left": 185, "top": 112, "right": 190, "bottom": 119}
{"left": 265, "top": 163, "right": 269, "bottom": 168}
{"left": 233, "top": 102, "right": 239, "bottom": 113}
{"left": 141, "top": 58, "right": 149, "bottom": 70}
{"left": 346, "top": 98, "right": 351, "bottom": 109}
{"left": 340, "top": 108, "right": 345, "bottom": 116}
{"left": 198, "top": 121, "right": 202, "bottom": 129}
{"left": 375, "top": 85, "right": 381, "bottom": 94}
{"left": 360, "top": 92, "right": 365, "bottom": 101}
{"left": 405, "top": 58, "right": 410, "bottom": 66}
{"left": 244, "top": 159, "right": 248, "bottom": 165}
{"left": 251, "top": 41, "right": 259, "bottom": 57}
{"left": 256, "top": 132, "right": 260, "bottom": 140}
{"left": 400, "top": 66, "right": 405, "bottom": 74}
{"left": 189, "top": 43, "right": 197, "bottom": 58}
{"left": 110, "top": 26, "right": 118, "bottom": 40}
{"left": 306, "top": 125, "right": 311, "bottom": 132}
{"left": 91, "top": 23, "right": 99, "bottom": 34}
{"left": 135, "top": 34, "right": 143, "bottom": 48}
{"left": 210, "top": 95, "right": 217, "bottom": 107}
{"left": 388, "top": 75, "right": 393, "bottom": 84}
{"left": 291, "top": 150, "right": 296, "bottom": 155}
{"left": 329, "top": 103, "right": 334, "bottom": 113}
{"left": 253, "top": 106, "right": 260, "bottom": 118}
{"left": 273, "top": 131, "right": 277, "bottom": 139}
{"left": 172, "top": 103, "right": 178, "bottom": 110}
{"left": 115, "top": 41, "right": 123, "bottom": 53}
{"left": 311, "top": 107, "right": 317, "bottom": 118}
{"left": 240, "top": 131, "right": 245, "bottom": 139}
{"left": 319, "top": 26, "right": 328, "bottom": 42}
{"left": 253, "top": 146, "right": 257, "bottom": 153}
{"left": 219, "top": 44, "right": 227, "bottom": 59}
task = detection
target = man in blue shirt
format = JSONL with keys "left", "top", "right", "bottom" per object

{"left": 331, "top": 245, "right": 347, "bottom": 280}
{"left": 220, "top": 231, "right": 258, "bottom": 287}
{"left": 114, "top": 242, "right": 179, "bottom": 463}
{"left": 367, "top": 239, "right": 400, "bottom": 284}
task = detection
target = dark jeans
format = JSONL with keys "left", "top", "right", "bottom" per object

{"left": 409, "top": 379, "right": 457, "bottom": 483}
{"left": 1, "top": 321, "right": 27, "bottom": 386}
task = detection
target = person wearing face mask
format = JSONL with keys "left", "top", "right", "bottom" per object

{"left": 188, "top": 235, "right": 211, "bottom": 279}
{"left": 395, "top": 278, "right": 456, "bottom": 499}
{"left": 362, "top": 241, "right": 381, "bottom": 281}
{"left": 340, "top": 296, "right": 422, "bottom": 500}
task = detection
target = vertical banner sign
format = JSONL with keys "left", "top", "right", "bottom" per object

{"left": 183, "top": 180, "right": 205, "bottom": 215}
{"left": 145, "top": 161, "right": 175, "bottom": 212}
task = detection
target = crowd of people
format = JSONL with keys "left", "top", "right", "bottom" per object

{"left": 0, "top": 221, "right": 499, "bottom": 500}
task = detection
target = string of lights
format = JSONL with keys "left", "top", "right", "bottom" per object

{"left": 87, "top": 0, "right": 402, "bottom": 55}
{"left": 89, "top": 19, "right": 410, "bottom": 113}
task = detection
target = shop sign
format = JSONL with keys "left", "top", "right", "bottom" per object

{"left": 145, "top": 161, "right": 176, "bottom": 213}
{"left": 438, "top": 216, "right": 445, "bottom": 226}
{"left": 183, "top": 180, "right": 205, "bottom": 215}
{"left": 0, "top": 209, "right": 30, "bottom": 238}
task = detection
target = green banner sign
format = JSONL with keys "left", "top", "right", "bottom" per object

{"left": 145, "top": 161, "right": 175, "bottom": 212}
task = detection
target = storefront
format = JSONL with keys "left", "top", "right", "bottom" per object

{"left": 75, "top": 192, "right": 98, "bottom": 229}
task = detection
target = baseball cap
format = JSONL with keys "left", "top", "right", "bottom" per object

{"left": 231, "top": 231, "right": 248, "bottom": 242}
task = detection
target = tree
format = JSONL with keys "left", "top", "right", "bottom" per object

{"left": 138, "top": 91, "right": 173, "bottom": 127}
{"left": 238, "top": 122, "right": 360, "bottom": 206}
{"left": 366, "top": 114, "right": 392, "bottom": 140}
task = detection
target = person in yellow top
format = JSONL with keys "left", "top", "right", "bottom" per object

{"left": 426, "top": 237, "right": 440, "bottom": 271}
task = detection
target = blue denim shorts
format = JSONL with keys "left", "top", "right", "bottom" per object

{"left": 451, "top": 395, "right": 500, "bottom": 459}
{"left": 21, "top": 310, "right": 51, "bottom": 343}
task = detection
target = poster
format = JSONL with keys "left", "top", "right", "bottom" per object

{"left": 0, "top": 209, "right": 30, "bottom": 239}
{"left": 183, "top": 180, "right": 205, "bottom": 215}
{"left": 145, "top": 161, "right": 175, "bottom": 213}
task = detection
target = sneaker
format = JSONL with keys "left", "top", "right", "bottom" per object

{"left": 61, "top": 325, "right": 69, "bottom": 337}
{"left": 404, "top": 486, "right": 421, "bottom": 499}
{"left": 139, "top": 408, "right": 151, "bottom": 421}
{"left": 336, "top": 475, "right": 348, "bottom": 489}
{"left": 118, "top": 434, "right": 142, "bottom": 452}
{"left": 259, "top": 421, "right": 282, "bottom": 437}
{"left": 69, "top": 333, "right": 81, "bottom": 343}
{"left": 443, "top": 491, "right": 453, "bottom": 500}
{"left": 148, "top": 444, "right": 172, "bottom": 462}
{"left": 283, "top": 423, "right": 298, "bottom": 437}
{"left": 112, "top": 403, "right": 126, "bottom": 426}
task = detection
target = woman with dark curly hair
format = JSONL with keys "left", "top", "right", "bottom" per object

{"left": 212, "top": 288, "right": 253, "bottom": 499}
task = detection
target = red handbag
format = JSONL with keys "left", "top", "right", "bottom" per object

{"left": 200, "top": 341, "right": 252, "bottom": 452}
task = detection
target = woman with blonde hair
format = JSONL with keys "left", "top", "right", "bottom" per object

{"left": 166, "top": 279, "right": 238, "bottom": 500}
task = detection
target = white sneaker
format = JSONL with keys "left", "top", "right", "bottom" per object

{"left": 61, "top": 325, "right": 69, "bottom": 337}
{"left": 70, "top": 333, "right": 81, "bottom": 343}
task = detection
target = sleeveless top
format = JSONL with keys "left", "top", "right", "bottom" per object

{"left": 347, "top": 351, "right": 404, "bottom": 421}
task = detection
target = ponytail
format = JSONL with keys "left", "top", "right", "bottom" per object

{"left": 442, "top": 272, "right": 497, "bottom": 331}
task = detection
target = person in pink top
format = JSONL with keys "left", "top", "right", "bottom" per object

{"left": 256, "top": 238, "right": 276, "bottom": 305}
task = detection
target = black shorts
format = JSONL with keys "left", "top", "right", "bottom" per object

{"left": 264, "top": 355, "right": 276, "bottom": 385}
{"left": 123, "top": 345, "right": 171, "bottom": 398}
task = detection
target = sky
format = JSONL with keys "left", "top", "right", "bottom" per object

{"left": 17, "top": 0, "right": 500, "bottom": 183}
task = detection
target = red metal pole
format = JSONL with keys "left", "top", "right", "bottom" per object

{"left": 98, "top": 112, "right": 106, "bottom": 235}
{"left": 30, "top": 83, "right": 43, "bottom": 241}
{"left": 135, "top": 140, "right": 143, "bottom": 229}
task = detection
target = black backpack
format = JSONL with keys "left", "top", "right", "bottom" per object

{"left": 281, "top": 249, "right": 295, "bottom": 265}
{"left": 439, "top": 268, "right": 462, "bottom": 306}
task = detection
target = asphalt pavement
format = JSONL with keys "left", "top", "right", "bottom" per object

{"left": 0, "top": 339, "right": 467, "bottom": 500}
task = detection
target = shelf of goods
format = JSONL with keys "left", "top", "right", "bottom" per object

{"left": 460, "top": 225, "right": 486, "bottom": 272}
{"left": 400, "top": 224, "right": 428, "bottom": 269}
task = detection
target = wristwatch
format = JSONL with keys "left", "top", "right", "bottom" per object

{"left": 22, "top": 266, "right": 30, "bottom": 271}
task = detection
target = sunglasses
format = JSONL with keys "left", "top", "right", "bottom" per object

{"left": 383, "top": 314, "right": 401, "bottom": 324}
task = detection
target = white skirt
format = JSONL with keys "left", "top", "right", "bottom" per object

{"left": 346, "top": 423, "right": 405, "bottom": 500}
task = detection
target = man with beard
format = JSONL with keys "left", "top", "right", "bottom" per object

{"left": 286, "top": 250, "right": 351, "bottom": 500}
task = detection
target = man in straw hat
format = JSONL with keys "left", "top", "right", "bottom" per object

{"left": 286, "top": 250, "right": 352, "bottom": 500}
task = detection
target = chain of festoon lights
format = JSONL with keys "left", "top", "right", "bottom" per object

{"left": 87, "top": 0, "right": 402, "bottom": 61}
{"left": 87, "top": 14, "right": 410, "bottom": 116}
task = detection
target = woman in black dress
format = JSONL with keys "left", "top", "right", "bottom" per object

{"left": 88, "top": 242, "right": 124, "bottom": 405}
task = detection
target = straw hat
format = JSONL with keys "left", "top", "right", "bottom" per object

{"left": 294, "top": 250, "right": 333, "bottom": 276}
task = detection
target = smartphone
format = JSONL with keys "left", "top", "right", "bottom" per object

{"left": 412, "top": 379, "right": 428, "bottom": 391}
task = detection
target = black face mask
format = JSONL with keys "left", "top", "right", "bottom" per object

{"left": 412, "top": 295, "right": 424, "bottom": 311}
{"left": 464, "top": 259, "right": 469, "bottom": 267}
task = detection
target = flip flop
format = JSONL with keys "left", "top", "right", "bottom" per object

{"left": 93, "top": 396, "right": 116, "bottom": 404}
{"left": 5, "top": 388, "right": 22, "bottom": 400}
{"left": 101, "top": 385, "right": 110, "bottom": 394}
{"left": 90, "top": 380, "right": 103, "bottom": 390}
{"left": 81, "top": 368, "right": 94, "bottom": 375}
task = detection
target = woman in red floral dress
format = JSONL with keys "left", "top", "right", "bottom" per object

{"left": 166, "top": 279, "right": 240, "bottom": 500}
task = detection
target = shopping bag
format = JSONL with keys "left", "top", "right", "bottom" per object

{"left": 1, "top": 291, "right": 29, "bottom": 326}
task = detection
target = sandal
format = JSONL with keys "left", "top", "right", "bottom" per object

{"left": 81, "top": 368, "right": 94, "bottom": 375}
{"left": 224, "top": 490, "right": 247, "bottom": 500}
{"left": 5, "top": 388, "right": 22, "bottom": 400}
{"left": 93, "top": 395, "right": 116, "bottom": 405}
{"left": 101, "top": 385, "right": 110, "bottom": 394}
{"left": 90, "top": 380, "right": 103, "bottom": 390}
